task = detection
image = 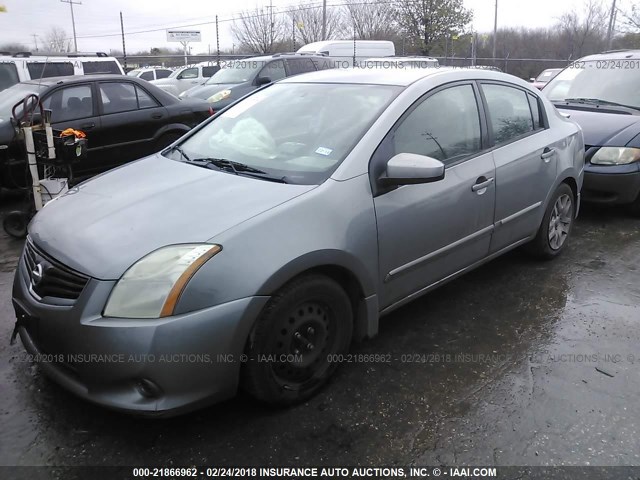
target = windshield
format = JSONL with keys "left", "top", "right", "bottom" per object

{"left": 544, "top": 61, "right": 640, "bottom": 109}
{"left": 0, "top": 83, "right": 48, "bottom": 120}
{"left": 167, "top": 82, "right": 400, "bottom": 184}
{"left": 168, "top": 68, "right": 184, "bottom": 78}
{"left": 536, "top": 69, "right": 560, "bottom": 82}
{"left": 205, "top": 61, "right": 264, "bottom": 84}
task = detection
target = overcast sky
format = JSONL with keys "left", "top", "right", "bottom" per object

{"left": 0, "top": 0, "right": 630, "bottom": 54}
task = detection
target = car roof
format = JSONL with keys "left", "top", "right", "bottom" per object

{"left": 23, "top": 74, "right": 134, "bottom": 86}
{"left": 279, "top": 67, "right": 515, "bottom": 87}
{"left": 578, "top": 50, "right": 640, "bottom": 61}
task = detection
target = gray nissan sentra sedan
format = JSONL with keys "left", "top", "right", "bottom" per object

{"left": 12, "top": 67, "right": 584, "bottom": 416}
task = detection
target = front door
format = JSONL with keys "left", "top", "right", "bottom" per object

{"left": 372, "top": 82, "right": 496, "bottom": 309}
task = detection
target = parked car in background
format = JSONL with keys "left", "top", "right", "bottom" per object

{"left": 0, "top": 74, "right": 212, "bottom": 189}
{"left": 12, "top": 67, "right": 583, "bottom": 416}
{"left": 297, "top": 40, "right": 395, "bottom": 64}
{"left": 0, "top": 52, "right": 124, "bottom": 92}
{"left": 531, "top": 68, "right": 562, "bottom": 89}
{"left": 179, "top": 53, "right": 332, "bottom": 112}
{"left": 127, "top": 66, "right": 174, "bottom": 81}
{"left": 543, "top": 50, "right": 640, "bottom": 214}
{"left": 150, "top": 62, "right": 221, "bottom": 96}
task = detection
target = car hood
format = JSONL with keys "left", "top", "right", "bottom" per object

{"left": 554, "top": 106, "right": 640, "bottom": 146}
{"left": 29, "top": 154, "right": 316, "bottom": 280}
{"left": 186, "top": 83, "right": 251, "bottom": 100}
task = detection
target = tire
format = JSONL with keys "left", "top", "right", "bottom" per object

{"left": 3, "top": 210, "right": 30, "bottom": 239}
{"left": 242, "top": 274, "right": 353, "bottom": 405}
{"left": 155, "top": 132, "right": 183, "bottom": 151}
{"left": 525, "top": 183, "right": 575, "bottom": 259}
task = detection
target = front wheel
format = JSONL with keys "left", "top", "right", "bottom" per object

{"left": 525, "top": 183, "right": 575, "bottom": 259}
{"left": 3, "top": 210, "right": 30, "bottom": 239}
{"left": 242, "top": 274, "right": 353, "bottom": 405}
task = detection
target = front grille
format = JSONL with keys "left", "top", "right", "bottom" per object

{"left": 23, "top": 240, "right": 89, "bottom": 302}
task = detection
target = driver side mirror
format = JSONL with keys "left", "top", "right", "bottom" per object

{"left": 379, "top": 153, "right": 445, "bottom": 187}
{"left": 256, "top": 76, "right": 271, "bottom": 86}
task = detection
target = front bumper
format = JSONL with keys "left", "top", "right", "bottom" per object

{"left": 12, "top": 250, "right": 269, "bottom": 417}
{"left": 582, "top": 162, "right": 640, "bottom": 205}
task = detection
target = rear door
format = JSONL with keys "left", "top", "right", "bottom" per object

{"left": 479, "top": 82, "right": 559, "bottom": 253}
{"left": 96, "top": 80, "right": 168, "bottom": 166}
{"left": 373, "top": 82, "right": 496, "bottom": 309}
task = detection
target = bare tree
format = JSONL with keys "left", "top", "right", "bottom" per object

{"left": 619, "top": 4, "right": 640, "bottom": 31}
{"left": 288, "top": 3, "right": 343, "bottom": 45}
{"left": 0, "top": 42, "right": 29, "bottom": 53}
{"left": 231, "top": 7, "right": 287, "bottom": 54}
{"left": 344, "top": 0, "right": 397, "bottom": 40}
{"left": 45, "top": 26, "right": 71, "bottom": 53}
{"left": 395, "top": 0, "right": 473, "bottom": 55}
{"left": 556, "top": 0, "right": 607, "bottom": 58}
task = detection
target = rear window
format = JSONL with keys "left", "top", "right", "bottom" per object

{"left": 83, "top": 61, "right": 121, "bottom": 74}
{"left": 0, "top": 63, "right": 19, "bottom": 91}
{"left": 27, "top": 62, "right": 74, "bottom": 79}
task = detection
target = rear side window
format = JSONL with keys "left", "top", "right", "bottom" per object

{"left": 482, "top": 84, "right": 534, "bottom": 144}
{"left": 286, "top": 58, "right": 317, "bottom": 76}
{"left": 139, "top": 71, "right": 154, "bottom": 81}
{"left": 27, "top": 62, "right": 74, "bottom": 79}
{"left": 136, "top": 86, "right": 159, "bottom": 109}
{"left": 82, "top": 61, "right": 121, "bottom": 74}
{"left": 99, "top": 82, "right": 138, "bottom": 114}
{"left": 527, "top": 93, "right": 544, "bottom": 130}
{"left": 0, "top": 63, "right": 19, "bottom": 91}
{"left": 156, "top": 69, "right": 172, "bottom": 79}
{"left": 202, "top": 66, "right": 219, "bottom": 77}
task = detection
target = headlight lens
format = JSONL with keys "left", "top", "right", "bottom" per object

{"left": 591, "top": 147, "right": 640, "bottom": 165}
{"left": 207, "top": 89, "right": 231, "bottom": 103}
{"left": 104, "top": 244, "right": 221, "bottom": 319}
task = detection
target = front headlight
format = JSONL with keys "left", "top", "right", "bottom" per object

{"left": 591, "top": 147, "right": 640, "bottom": 165}
{"left": 104, "top": 244, "right": 221, "bottom": 319}
{"left": 207, "top": 89, "right": 231, "bottom": 104}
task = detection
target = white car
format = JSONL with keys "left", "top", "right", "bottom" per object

{"left": 150, "top": 62, "right": 220, "bottom": 96}
{"left": 127, "top": 67, "right": 174, "bottom": 81}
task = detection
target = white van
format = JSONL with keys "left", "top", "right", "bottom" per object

{"left": 297, "top": 40, "right": 395, "bottom": 66}
{"left": 0, "top": 52, "right": 124, "bottom": 91}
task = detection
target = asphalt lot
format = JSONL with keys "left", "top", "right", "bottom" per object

{"left": 0, "top": 194, "right": 639, "bottom": 468}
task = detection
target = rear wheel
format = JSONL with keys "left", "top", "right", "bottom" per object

{"left": 3, "top": 210, "right": 30, "bottom": 239}
{"left": 242, "top": 274, "right": 353, "bottom": 405}
{"left": 525, "top": 183, "right": 575, "bottom": 259}
{"left": 155, "top": 132, "right": 183, "bottom": 151}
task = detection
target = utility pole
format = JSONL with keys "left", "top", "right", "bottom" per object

{"left": 606, "top": 0, "right": 617, "bottom": 50}
{"left": 60, "top": 0, "right": 81, "bottom": 52}
{"left": 120, "top": 12, "right": 127, "bottom": 71}
{"left": 492, "top": 0, "right": 498, "bottom": 59}
{"left": 267, "top": 0, "right": 274, "bottom": 51}
{"left": 216, "top": 15, "right": 220, "bottom": 67}
{"left": 31, "top": 34, "right": 38, "bottom": 52}
{"left": 322, "top": 0, "right": 327, "bottom": 40}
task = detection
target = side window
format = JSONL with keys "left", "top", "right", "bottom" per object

{"left": 177, "top": 68, "right": 198, "bottom": 79}
{"left": 202, "top": 66, "right": 219, "bottom": 77}
{"left": 286, "top": 58, "right": 317, "bottom": 76}
{"left": 27, "top": 62, "right": 74, "bottom": 79}
{"left": 156, "top": 69, "right": 172, "bottom": 79}
{"left": 136, "top": 85, "right": 160, "bottom": 109}
{"left": 82, "top": 61, "right": 121, "bottom": 74}
{"left": 139, "top": 71, "right": 154, "bottom": 81}
{"left": 483, "top": 84, "right": 534, "bottom": 144}
{"left": 392, "top": 84, "right": 482, "bottom": 164}
{"left": 527, "top": 92, "right": 544, "bottom": 130}
{"left": 42, "top": 85, "right": 94, "bottom": 123}
{"left": 260, "top": 60, "right": 286, "bottom": 82}
{"left": 99, "top": 82, "right": 138, "bottom": 114}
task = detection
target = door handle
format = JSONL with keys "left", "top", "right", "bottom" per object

{"left": 80, "top": 122, "right": 95, "bottom": 130}
{"left": 472, "top": 176, "right": 494, "bottom": 193}
{"left": 541, "top": 147, "right": 556, "bottom": 162}
{"left": 151, "top": 113, "right": 163, "bottom": 119}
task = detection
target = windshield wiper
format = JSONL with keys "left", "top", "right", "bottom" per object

{"left": 169, "top": 145, "right": 191, "bottom": 161}
{"left": 187, "top": 157, "right": 288, "bottom": 183}
{"left": 561, "top": 98, "right": 640, "bottom": 111}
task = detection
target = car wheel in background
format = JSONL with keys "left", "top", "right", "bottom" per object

{"left": 242, "top": 274, "right": 353, "bottom": 405}
{"left": 525, "top": 183, "right": 575, "bottom": 259}
{"left": 155, "top": 132, "right": 183, "bottom": 151}
{"left": 3, "top": 210, "right": 30, "bottom": 239}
